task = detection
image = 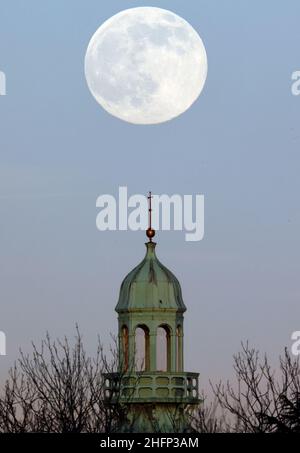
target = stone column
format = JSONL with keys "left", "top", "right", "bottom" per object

{"left": 149, "top": 332, "right": 157, "bottom": 371}
{"left": 170, "top": 332, "right": 177, "bottom": 372}
{"left": 128, "top": 333, "right": 136, "bottom": 371}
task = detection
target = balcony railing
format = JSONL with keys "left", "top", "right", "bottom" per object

{"left": 103, "top": 371, "right": 199, "bottom": 404}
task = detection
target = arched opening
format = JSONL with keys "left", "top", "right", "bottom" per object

{"left": 121, "top": 325, "right": 129, "bottom": 371}
{"left": 156, "top": 325, "right": 171, "bottom": 372}
{"left": 135, "top": 325, "right": 150, "bottom": 372}
{"left": 176, "top": 325, "right": 183, "bottom": 371}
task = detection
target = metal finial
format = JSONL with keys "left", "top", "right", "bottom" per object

{"left": 146, "top": 191, "right": 155, "bottom": 242}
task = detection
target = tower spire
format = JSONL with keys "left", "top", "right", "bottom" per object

{"left": 146, "top": 191, "right": 155, "bottom": 242}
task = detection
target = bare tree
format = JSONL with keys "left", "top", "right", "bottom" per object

{"left": 189, "top": 393, "right": 227, "bottom": 433}
{"left": 0, "top": 328, "right": 125, "bottom": 433}
{"left": 212, "top": 342, "right": 300, "bottom": 433}
{"left": 2, "top": 336, "right": 299, "bottom": 433}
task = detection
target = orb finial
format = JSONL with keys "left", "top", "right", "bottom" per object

{"left": 146, "top": 191, "right": 155, "bottom": 242}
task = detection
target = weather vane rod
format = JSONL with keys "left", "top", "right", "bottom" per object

{"left": 146, "top": 191, "right": 155, "bottom": 242}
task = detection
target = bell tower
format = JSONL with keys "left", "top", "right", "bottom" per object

{"left": 104, "top": 193, "right": 199, "bottom": 432}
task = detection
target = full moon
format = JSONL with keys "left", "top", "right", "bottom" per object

{"left": 85, "top": 7, "right": 207, "bottom": 125}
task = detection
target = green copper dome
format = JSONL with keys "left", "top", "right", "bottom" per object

{"left": 115, "top": 242, "right": 186, "bottom": 313}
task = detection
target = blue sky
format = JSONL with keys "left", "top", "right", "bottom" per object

{"left": 0, "top": 0, "right": 300, "bottom": 391}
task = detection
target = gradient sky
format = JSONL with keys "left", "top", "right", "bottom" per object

{"left": 0, "top": 0, "right": 299, "bottom": 393}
